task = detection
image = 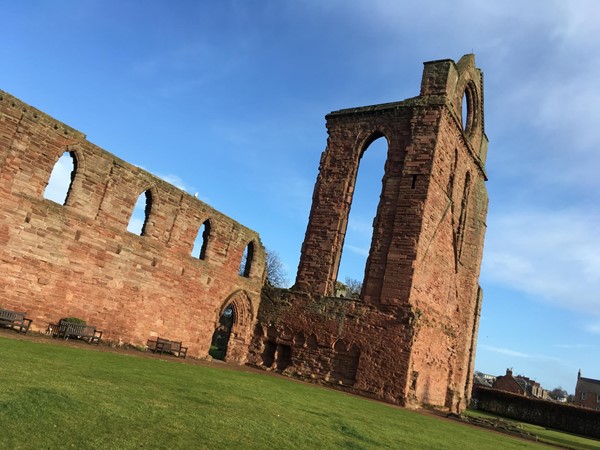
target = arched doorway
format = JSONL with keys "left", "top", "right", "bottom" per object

{"left": 209, "top": 290, "right": 254, "bottom": 364}
{"left": 209, "top": 304, "right": 233, "bottom": 360}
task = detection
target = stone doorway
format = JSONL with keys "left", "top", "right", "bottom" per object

{"left": 209, "top": 290, "right": 254, "bottom": 364}
{"left": 209, "top": 304, "right": 233, "bottom": 360}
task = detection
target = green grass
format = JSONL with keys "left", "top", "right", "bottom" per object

{"left": 464, "top": 409, "right": 600, "bottom": 450}
{"left": 0, "top": 337, "right": 545, "bottom": 450}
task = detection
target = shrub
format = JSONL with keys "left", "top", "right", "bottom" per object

{"left": 62, "top": 317, "right": 87, "bottom": 325}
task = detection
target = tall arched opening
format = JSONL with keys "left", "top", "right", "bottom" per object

{"left": 127, "top": 189, "right": 153, "bottom": 236}
{"left": 209, "top": 290, "right": 254, "bottom": 364}
{"left": 44, "top": 151, "right": 78, "bottom": 205}
{"left": 336, "top": 134, "right": 388, "bottom": 298}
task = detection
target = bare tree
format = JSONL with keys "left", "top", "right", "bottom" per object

{"left": 344, "top": 277, "right": 363, "bottom": 299}
{"left": 334, "top": 278, "right": 362, "bottom": 298}
{"left": 265, "top": 248, "right": 288, "bottom": 288}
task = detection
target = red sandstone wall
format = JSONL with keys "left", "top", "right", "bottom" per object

{"left": 248, "top": 288, "right": 416, "bottom": 403}
{"left": 407, "top": 58, "right": 488, "bottom": 411}
{"left": 0, "top": 90, "right": 266, "bottom": 361}
{"left": 251, "top": 55, "right": 488, "bottom": 413}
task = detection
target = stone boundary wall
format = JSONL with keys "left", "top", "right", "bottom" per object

{"left": 473, "top": 386, "right": 600, "bottom": 439}
{"left": 0, "top": 89, "right": 265, "bottom": 361}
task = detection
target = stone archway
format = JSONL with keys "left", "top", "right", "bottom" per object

{"left": 210, "top": 290, "right": 254, "bottom": 364}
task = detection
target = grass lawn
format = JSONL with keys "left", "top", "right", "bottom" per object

{"left": 463, "top": 409, "right": 600, "bottom": 450}
{"left": 0, "top": 337, "right": 547, "bottom": 450}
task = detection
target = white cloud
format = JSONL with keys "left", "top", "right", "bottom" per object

{"left": 345, "top": 244, "right": 369, "bottom": 257}
{"left": 480, "top": 344, "right": 528, "bottom": 358}
{"left": 482, "top": 208, "right": 600, "bottom": 320}
{"left": 267, "top": 174, "right": 313, "bottom": 217}
{"left": 480, "top": 344, "right": 563, "bottom": 364}
{"left": 556, "top": 343, "right": 594, "bottom": 350}
{"left": 585, "top": 322, "right": 600, "bottom": 335}
{"left": 348, "top": 217, "right": 373, "bottom": 237}
{"left": 154, "top": 173, "right": 189, "bottom": 192}
{"left": 137, "top": 167, "right": 209, "bottom": 202}
{"left": 346, "top": 0, "right": 600, "bottom": 186}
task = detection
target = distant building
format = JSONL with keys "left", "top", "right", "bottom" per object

{"left": 493, "top": 369, "right": 527, "bottom": 395}
{"left": 574, "top": 370, "right": 600, "bottom": 411}
{"left": 473, "top": 371, "right": 496, "bottom": 388}
{"left": 492, "top": 368, "right": 549, "bottom": 399}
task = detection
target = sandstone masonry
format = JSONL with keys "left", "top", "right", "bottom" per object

{"left": 0, "top": 89, "right": 266, "bottom": 362}
{"left": 0, "top": 54, "right": 488, "bottom": 413}
{"left": 248, "top": 55, "right": 489, "bottom": 413}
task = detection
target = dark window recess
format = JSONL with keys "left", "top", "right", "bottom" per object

{"left": 239, "top": 241, "right": 255, "bottom": 277}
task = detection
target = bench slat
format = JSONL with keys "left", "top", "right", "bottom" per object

{"left": 148, "top": 337, "right": 187, "bottom": 359}
{"left": 55, "top": 320, "right": 102, "bottom": 345}
{"left": 0, "top": 308, "right": 32, "bottom": 334}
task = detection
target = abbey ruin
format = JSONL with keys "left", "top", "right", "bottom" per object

{"left": 0, "top": 55, "right": 488, "bottom": 412}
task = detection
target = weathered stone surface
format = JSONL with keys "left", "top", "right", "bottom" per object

{"left": 0, "top": 54, "right": 488, "bottom": 413}
{"left": 0, "top": 89, "right": 266, "bottom": 362}
{"left": 248, "top": 55, "right": 488, "bottom": 413}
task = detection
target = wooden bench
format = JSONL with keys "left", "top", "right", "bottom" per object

{"left": 53, "top": 320, "right": 102, "bottom": 345}
{"left": 0, "top": 308, "right": 32, "bottom": 334}
{"left": 147, "top": 337, "right": 188, "bottom": 359}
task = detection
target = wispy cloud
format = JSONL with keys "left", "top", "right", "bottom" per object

{"left": 153, "top": 173, "right": 184, "bottom": 190}
{"left": 480, "top": 344, "right": 562, "bottom": 363}
{"left": 480, "top": 344, "right": 528, "bottom": 358}
{"left": 345, "top": 244, "right": 369, "bottom": 257}
{"left": 129, "top": 41, "right": 248, "bottom": 100}
{"left": 348, "top": 217, "right": 373, "bottom": 237}
{"left": 556, "top": 343, "right": 594, "bottom": 350}
{"left": 340, "top": 0, "right": 600, "bottom": 187}
{"left": 483, "top": 208, "right": 600, "bottom": 321}
{"left": 585, "top": 322, "right": 600, "bottom": 335}
{"left": 137, "top": 167, "right": 207, "bottom": 201}
{"left": 264, "top": 173, "right": 313, "bottom": 218}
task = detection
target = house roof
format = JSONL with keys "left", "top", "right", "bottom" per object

{"left": 473, "top": 373, "right": 493, "bottom": 387}
{"left": 577, "top": 376, "right": 600, "bottom": 394}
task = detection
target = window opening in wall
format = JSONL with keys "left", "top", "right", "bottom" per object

{"left": 191, "top": 220, "right": 211, "bottom": 260}
{"left": 336, "top": 135, "right": 387, "bottom": 296}
{"left": 462, "top": 91, "right": 468, "bottom": 131}
{"left": 239, "top": 241, "right": 254, "bottom": 277}
{"left": 209, "top": 304, "right": 233, "bottom": 361}
{"left": 127, "top": 190, "right": 152, "bottom": 236}
{"left": 462, "top": 82, "right": 477, "bottom": 134}
{"left": 44, "top": 151, "right": 77, "bottom": 205}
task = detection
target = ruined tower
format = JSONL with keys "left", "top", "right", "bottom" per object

{"left": 250, "top": 54, "right": 488, "bottom": 412}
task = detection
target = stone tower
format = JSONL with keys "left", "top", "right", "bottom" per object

{"left": 250, "top": 54, "right": 488, "bottom": 412}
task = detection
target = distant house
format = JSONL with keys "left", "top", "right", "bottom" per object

{"left": 492, "top": 369, "right": 549, "bottom": 399}
{"left": 493, "top": 369, "right": 527, "bottom": 395}
{"left": 473, "top": 371, "right": 496, "bottom": 388}
{"left": 516, "top": 375, "right": 549, "bottom": 399}
{"left": 574, "top": 370, "right": 600, "bottom": 411}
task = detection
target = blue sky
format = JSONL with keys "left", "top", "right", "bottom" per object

{"left": 2, "top": 0, "right": 599, "bottom": 393}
